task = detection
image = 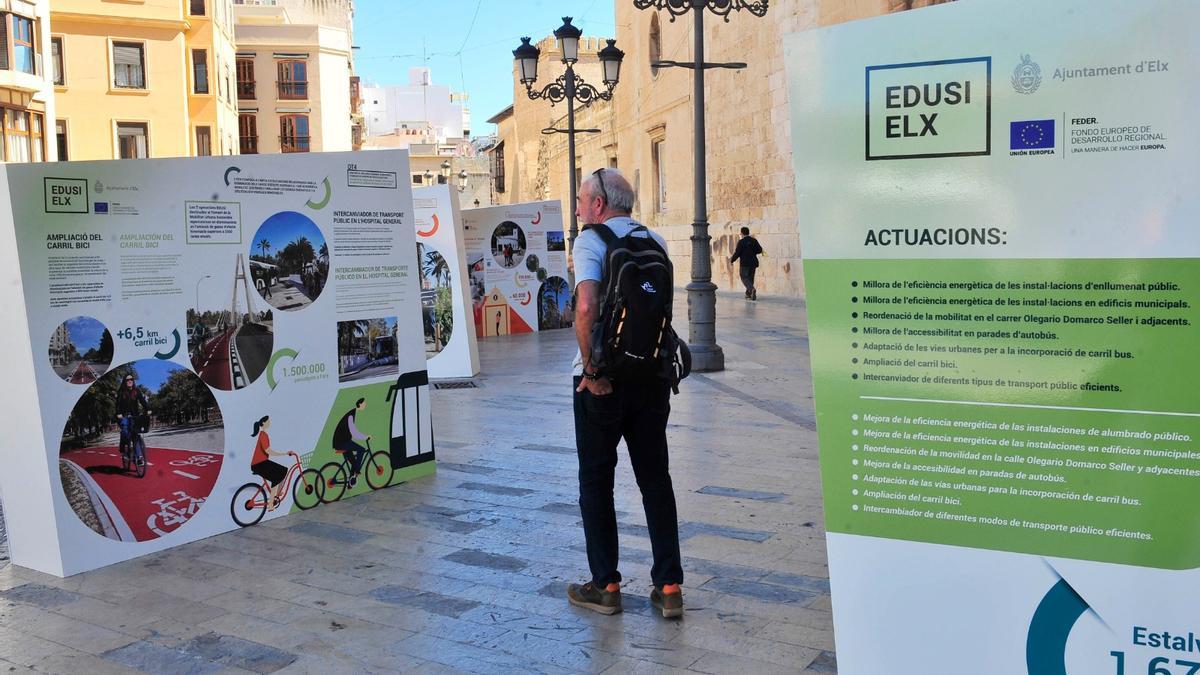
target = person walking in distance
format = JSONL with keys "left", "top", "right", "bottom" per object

{"left": 730, "top": 226, "right": 764, "bottom": 301}
{"left": 567, "top": 167, "right": 684, "bottom": 619}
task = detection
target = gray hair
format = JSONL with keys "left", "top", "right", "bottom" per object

{"left": 582, "top": 168, "right": 635, "bottom": 214}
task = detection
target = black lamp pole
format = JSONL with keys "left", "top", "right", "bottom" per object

{"left": 634, "top": 0, "right": 768, "bottom": 373}
{"left": 514, "top": 19, "right": 624, "bottom": 265}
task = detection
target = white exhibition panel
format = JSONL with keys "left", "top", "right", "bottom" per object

{"left": 0, "top": 151, "right": 433, "bottom": 576}
{"left": 462, "top": 200, "right": 571, "bottom": 337}
{"left": 413, "top": 185, "right": 480, "bottom": 378}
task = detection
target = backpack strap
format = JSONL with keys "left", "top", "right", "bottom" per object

{"left": 583, "top": 222, "right": 620, "bottom": 249}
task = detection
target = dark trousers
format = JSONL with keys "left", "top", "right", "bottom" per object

{"left": 739, "top": 266, "right": 757, "bottom": 295}
{"left": 338, "top": 440, "right": 367, "bottom": 475}
{"left": 574, "top": 376, "right": 683, "bottom": 587}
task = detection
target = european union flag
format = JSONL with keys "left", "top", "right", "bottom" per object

{"left": 1010, "top": 120, "right": 1055, "bottom": 149}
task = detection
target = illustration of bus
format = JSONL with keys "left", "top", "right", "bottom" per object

{"left": 384, "top": 370, "right": 435, "bottom": 469}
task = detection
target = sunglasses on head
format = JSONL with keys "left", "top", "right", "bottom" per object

{"left": 592, "top": 168, "right": 609, "bottom": 207}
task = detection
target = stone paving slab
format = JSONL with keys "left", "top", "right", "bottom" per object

{"left": 0, "top": 293, "right": 836, "bottom": 673}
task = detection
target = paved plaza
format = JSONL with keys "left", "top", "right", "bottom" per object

{"left": 0, "top": 293, "right": 834, "bottom": 674}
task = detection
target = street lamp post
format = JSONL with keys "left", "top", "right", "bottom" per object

{"left": 195, "top": 275, "right": 211, "bottom": 317}
{"left": 513, "top": 18, "right": 624, "bottom": 259}
{"left": 634, "top": 0, "right": 769, "bottom": 373}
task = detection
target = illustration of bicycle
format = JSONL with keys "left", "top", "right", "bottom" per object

{"left": 147, "top": 491, "right": 204, "bottom": 537}
{"left": 319, "top": 439, "right": 394, "bottom": 503}
{"left": 170, "top": 454, "right": 221, "bottom": 469}
{"left": 118, "top": 414, "right": 148, "bottom": 479}
{"left": 230, "top": 451, "right": 323, "bottom": 527}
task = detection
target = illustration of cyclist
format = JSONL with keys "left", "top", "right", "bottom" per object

{"left": 114, "top": 373, "right": 150, "bottom": 462}
{"left": 250, "top": 416, "right": 289, "bottom": 509}
{"left": 332, "top": 398, "right": 371, "bottom": 488}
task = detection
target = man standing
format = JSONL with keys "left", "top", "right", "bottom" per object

{"left": 332, "top": 397, "right": 371, "bottom": 487}
{"left": 567, "top": 168, "right": 684, "bottom": 619}
{"left": 730, "top": 226, "right": 764, "bottom": 300}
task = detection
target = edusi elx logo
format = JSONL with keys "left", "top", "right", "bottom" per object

{"left": 43, "top": 177, "right": 89, "bottom": 214}
{"left": 865, "top": 56, "right": 992, "bottom": 161}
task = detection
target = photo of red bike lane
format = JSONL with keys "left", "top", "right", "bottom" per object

{"left": 60, "top": 446, "right": 222, "bottom": 542}
{"left": 194, "top": 327, "right": 235, "bottom": 390}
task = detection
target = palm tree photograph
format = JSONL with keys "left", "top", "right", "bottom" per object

{"left": 538, "top": 276, "right": 572, "bottom": 330}
{"left": 417, "top": 242, "right": 454, "bottom": 357}
{"left": 248, "top": 211, "right": 329, "bottom": 311}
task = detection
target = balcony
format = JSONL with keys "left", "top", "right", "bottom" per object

{"left": 277, "top": 82, "right": 308, "bottom": 100}
{"left": 239, "top": 136, "right": 258, "bottom": 154}
{"left": 280, "top": 136, "right": 310, "bottom": 153}
{"left": 237, "top": 81, "right": 255, "bottom": 99}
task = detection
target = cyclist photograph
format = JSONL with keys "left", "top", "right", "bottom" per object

{"left": 58, "top": 360, "right": 224, "bottom": 542}
{"left": 114, "top": 373, "right": 150, "bottom": 463}
{"left": 249, "top": 416, "right": 289, "bottom": 509}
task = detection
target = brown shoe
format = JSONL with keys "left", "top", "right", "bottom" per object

{"left": 567, "top": 581, "right": 623, "bottom": 615}
{"left": 650, "top": 584, "right": 683, "bottom": 619}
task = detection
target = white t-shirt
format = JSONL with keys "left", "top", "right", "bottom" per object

{"left": 571, "top": 216, "right": 668, "bottom": 376}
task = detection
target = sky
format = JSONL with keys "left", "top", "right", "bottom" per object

{"left": 253, "top": 211, "right": 326, "bottom": 258}
{"left": 65, "top": 316, "right": 106, "bottom": 352}
{"left": 352, "top": 1, "right": 619, "bottom": 133}
{"left": 130, "top": 359, "right": 185, "bottom": 394}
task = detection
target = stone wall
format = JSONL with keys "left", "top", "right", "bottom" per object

{"left": 494, "top": 0, "right": 957, "bottom": 299}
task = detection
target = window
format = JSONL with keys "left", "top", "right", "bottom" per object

{"left": 117, "top": 122, "right": 148, "bottom": 158}
{"left": 51, "top": 37, "right": 64, "bottom": 86}
{"left": 411, "top": 174, "right": 422, "bottom": 185}
{"left": 55, "top": 119, "right": 67, "bottom": 161}
{"left": 609, "top": 156, "right": 618, "bottom": 169}
{"left": 190, "top": 0, "right": 206, "bottom": 15}
{"left": 236, "top": 58, "right": 255, "bottom": 98}
{"left": 277, "top": 60, "right": 308, "bottom": 99}
{"left": 113, "top": 42, "right": 146, "bottom": 89}
{"left": 652, "top": 138, "right": 667, "bottom": 212}
{"left": 192, "top": 49, "right": 208, "bottom": 94}
{"left": 5, "top": 110, "right": 43, "bottom": 163}
{"left": 238, "top": 114, "right": 257, "bottom": 154}
{"left": 279, "top": 114, "right": 309, "bottom": 153}
{"left": 7, "top": 109, "right": 29, "bottom": 162}
{"left": 493, "top": 141, "right": 505, "bottom": 193}
{"left": 32, "top": 114, "right": 43, "bottom": 162}
{"left": 195, "top": 126, "right": 211, "bottom": 156}
{"left": 12, "top": 15, "right": 34, "bottom": 75}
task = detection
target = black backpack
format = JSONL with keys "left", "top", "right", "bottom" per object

{"left": 585, "top": 223, "right": 691, "bottom": 392}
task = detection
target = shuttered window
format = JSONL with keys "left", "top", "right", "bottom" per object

{"left": 195, "top": 126, "right": 211, "bottom": 156}
{"left": 238, "top": 114, "right": 257, "bottom": 154}
{"left": 117, "top": 122, "right": 148, "bottom": 159}
{"left": 113, "top": 42, "right": 145, "bottom": 89}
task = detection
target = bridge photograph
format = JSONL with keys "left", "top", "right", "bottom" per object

{"left": 187, "top": 255, "right": 274, "bottom": 391}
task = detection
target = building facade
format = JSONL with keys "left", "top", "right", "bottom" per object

{"left": 186, "top": 0, "right": 240, "bottom": 156}
{"left": 0, "top": 0, "right": 55, "bottom": 162}
{"left": 361, "top": 68, "right": 470, "bottom": 141}
{"left": 492, "top": 0, "right": 955, "bottom": 299}
{"left": 51, "top": 0, "right": 196, "bottom": 160}
{"left": 233, "top": 0, "right": 353, "bottom": 154}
